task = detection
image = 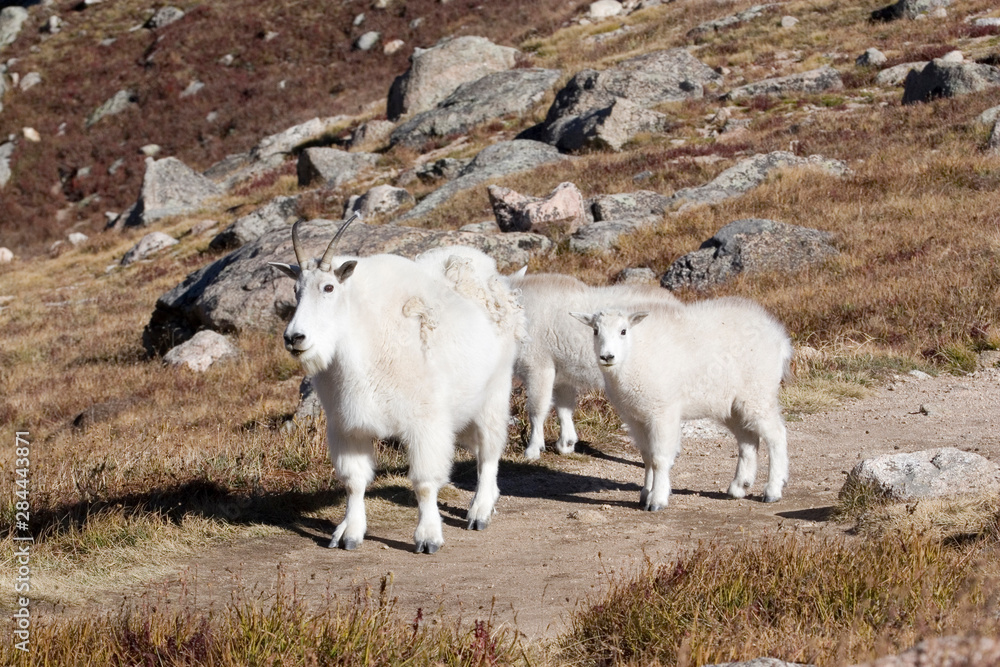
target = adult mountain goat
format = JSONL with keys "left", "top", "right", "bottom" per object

{"left": 571, "top": 298, "right": 792, "bottom": 510}
{"left": 270, "top": 219, "right": 524, "bottom": 554}
{"left": 507, "top": 272, "right": 679, "bottom": 460}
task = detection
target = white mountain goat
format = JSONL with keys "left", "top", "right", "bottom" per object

{"left": 270, "top": 219, "right": 524, "bottom": 554}
{"left": 570, "top": 297, "right": 792, "bottom": 509}
{"left": 507, "top": 272, "right": 679, "bottom": 460}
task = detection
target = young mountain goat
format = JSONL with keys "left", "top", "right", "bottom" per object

{"left": 507, "top": 272, "right": 679, "bottom": 459}
{"left": 571, "top": 298, "right": 792, "bottom": 509}
{"left": 270, "top": 220, "right": 524, "bottom": 553}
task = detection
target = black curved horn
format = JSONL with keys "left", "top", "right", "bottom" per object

{"left": 318, "top": 212, "right": 361, "bottom": 272}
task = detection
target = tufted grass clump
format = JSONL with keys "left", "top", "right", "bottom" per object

{"left": 558, "top": 529, "right": 1000, "bottom": 667}
{"left": 1, "top": 574, "right": 529, "bottom": 667}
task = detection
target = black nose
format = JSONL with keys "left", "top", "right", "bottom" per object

{"left": 284, "top": 332, "right": 305, "bottom": 348}
{"left": 600, "top": 353, "right": 614, "bottom": 363}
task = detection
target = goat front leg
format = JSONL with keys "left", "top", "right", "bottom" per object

{"left": 522, "top": 364, "right": 556, "bottom": 460}
{"left": 328, "top": 434, "right": 376, "bottom": 550}
{"left": 634, "top": 414, "right": 681, "bottom": 512}
{"left": 553, "top": 383, "right": 579, "bottom": 455}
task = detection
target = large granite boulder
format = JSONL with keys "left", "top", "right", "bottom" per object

{"left": 842, "top": 448, "right": 1000, "bottom": 502}
{"left": 143, "top": 219, "right": 553, "bottom": 354}
{"left": 117, "top": 157, "right": 224, "bottom": 228}
{"left": 525, "top": 49, "right": 719, "bottom": 150}
{"left": 390, "top": 68, "right": 561, "bottom": 148}
{"left": 661, "top": 218, "right": 838, "bottom": 290}
{"left": 387, "top": 36, "right": 519, "bottom": 121}
{"left": 902, "top": 58, "right": 1000, "bottom": 104}
{"left": 296, "top": 148, "right": 379, "bottom": 188}
{"left": 488, "top": 182, "right": 585, "bottom": 238}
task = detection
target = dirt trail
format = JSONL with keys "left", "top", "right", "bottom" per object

{"left": 59, "top": 367, "right": 1000, "bottom": 639}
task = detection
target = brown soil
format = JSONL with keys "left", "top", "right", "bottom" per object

{"left": 52, "top": 366, "right": 1000, "bottom": 640}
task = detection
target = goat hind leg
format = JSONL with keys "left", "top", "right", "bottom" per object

{"left": 522, "top": 365, "right": 555, "bottom": 460}
{"left": 553, "top": 383, "right": 579, "bottom": 455}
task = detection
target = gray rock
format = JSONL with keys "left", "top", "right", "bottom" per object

{"left": 615, "top": 267, "right": 658, "bottom": 285}
{"left": 294, "top": 376, "right": 323, "bottom": 422}
{"left": 781, "top": 16, "right": 799, "bottom": 28}
{"left": 180, "top": 80, "right": 204, "bottom": 98}
{"left": 121, "top": 231, "right": 179, "bottom": 265}
{"left": 529, "top": 49, "right": 720, "bottom": 147}
{"left": 687, "top": 4, "right": 778, "bottom": 38}
{"left": 843, "top": 448, "right": 1000, "bottom": 502}
{"left": 589, "top": 0, "right": 623, "bottom": 19}
{"left": 120, "top": 157, "right": 224, "bottom": 228}
{"left": 396, "top": 140, "right": 570, "bottom": 223}
{"left": 661, "top": 218, "right": 838, "bottom": 290}
{"left": 723, "top": 66, "right": 843, "bottom": 100}
{"left": 668, "top": 151, "right": 849, "bottom": 210}
{"left": 387, "top": 36, "right": 519, "bottom": 121}
{"left": 488, "top": 182, "right": 585, "bottom": 238}
{"left": 0, "top": 7, "right": 28, "bottom": 51}
{"left": 86, "top": 89, "right": 137, "bottom": 128}
{"left": 549, "top": 97, "right": 669, "bottom": 152}
{"left": 390, "top": 68, "right": 561, "bottom": 147}
{"left": 209, "top": 195, "right": 300, "bottom": 251}
{"left": 251, "top": 116, "right": 350, "bottom": 162}
{"left": 874, "top": 62, "right": 927, "bottom": 87}
{"left": 353, "top": 31, "right": 380, "bottom": 51}
{"left": 414, "top": 157, "right": 470, "bottom": 183}
{"left": 0, "top": 140, "right": 14, "bottom": 189}
{"left": 987, "top": 120, "right": 1000, "bottom": 154}
{"left": 871, "top": 0, "right": 950, "bottom": 21}
{"left": 902, "top": 59, "right": 1000, "bottom": 104}
{"left": 146, "top": 6, "right": 185, "bottom": 29}
{"left": 592, "top": 190, "right": 672, "bottom": 221}
{"left": 856, "top": 48, "right": 888, "bottom": 68}
{"left": 976, "top": 105, "right": 1000, "bottom": 128}
{"left": 347, "top": 119, "right": 396, "bottom": 150}
{"left": 19, "top": 72, "right": 41, "bottom": 91}
{"left": 850, "top": 636, "right": 1000, "bottom": 667}
{"left": 163, "top": 330, "right": 238, "bottom": 373}
{"left": 569, "top": 217, "right": 653, "bottom": 253}
{"left": 143, "top": 219, "right": 553, "bottom": 354}
{"left": 67, "top": 232, "right": 89, "bottom": 247}
{"left": 345, "top": 184, "right": 415, "bottom": 217}
{"left": 296, "top": 148, "right": 379, "bottom": 188}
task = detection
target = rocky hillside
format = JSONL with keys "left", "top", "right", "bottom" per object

{"left": 2, "top": 0, "right": 1000, "bottom": 364}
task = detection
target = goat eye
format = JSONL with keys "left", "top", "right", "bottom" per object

{"left": 620, "top": 329, "right": 627, "bottom": 336}
{"left": 323, "top": 284, "right": 334, "bottom": 293}
{"left": 593, "top": 328, "right": 598, "bottom": 336}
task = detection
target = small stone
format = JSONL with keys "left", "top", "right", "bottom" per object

{"left": 780, "top": 15, "right": 799, "bottom": 28}
{"left": 856, "top": 48, "right": 888, "bottom": 67}
{"left": 908, "top": 369, "right": 932, "bottom": 380}
{"left": 67, "top": 232, "right": 89, "bottom": 246}
{"left": 383, "top": 39, "right": 405, "bottom": 55}
{"left": 163, "top": 330, "right": 238, "bottom": 373}
{"left": 353, "top": 13, "right": 365, "bottom": 26}
{"left": 121, "top": 231, "right": 179, "bottom": 265}
{"left": 22, "top": 127, "right": 40, "bottom": 142}
{"left": 353, "top": 31, "right": 380, "bottom": 51}
{"left": 589, "top": 0, "right": 623, "bottom": 19}
{"left": 0, "top": 247, "right": 13, "bottom": 263}
{"left": 190, "top": 219, "right": 220, "bottom": 236}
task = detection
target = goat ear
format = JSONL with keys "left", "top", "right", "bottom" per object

{"left": 629, "top": 312, "right": 649, "bottom": 326}
{"left": 569, "top": 311, "right": 595, "bottom": 328}
{"left": 334, "top": 260, "right": 357, "bottom": 283}
{"left": 268, "top": 262, "right": 300, "bottom": 279}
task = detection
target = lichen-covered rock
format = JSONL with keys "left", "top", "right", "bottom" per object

{"left": 661, "top": 218, "right": 838, "bottom": 290}
{"left": 146, "top": 6, "right": 185, "bottom": 29}
{"left": 723, "top": 66, "right": 843, "bottom": 100}
{"left": 488, "top": 182, "right": 585, "bottom": 238}
{"left": 902, "top": 59, "right": 1000, "bottom": 104}
{"left": 344, "top": 184, "right": 415, "bottom": 217}
{"left": 163, "top": 330, "right": 238, "bottom": 372}
{"left": 86, "top": 89, "right": 138, "bottom": 128}
{"left": 387, "top": 36, "right": 519, "bottom": 121}
{"left": 871, "top": 0, "right": 951, "bottom": 22}
{"left": 296, "top": 148, "right": 379, "bottom": 188}
{"left": 390, "top": 68, "right": 560, "bottom": 147}
{"left": 687, "top": 4, "right": 778, "bottom": 38}
{"left": 843, "top": 448, "right": 1000, "bottom": 502}
{"left": 0, "top": 6, "right": 28, "bottom": 51}
{"left": 119, "top": 157, "right": 224, "bottom": 228}
{"left": 548, "top": 97, "right": 669, "bottom": 152}
{"left": 668, "top": 152, "right": 848, "bottom": 210}
{"left": 209, "top": 196, "right": 300, "bottom": 251}
{"left": 591, "top": 190, "right": 672, "bottom": 222}
{"left": 121, "top": 231, "right": 179, "bottom": 265}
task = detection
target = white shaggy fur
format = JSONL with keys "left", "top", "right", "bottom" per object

{"left": 571, "top": 298, "right": 792, "bottom": 509}
{"left": 271, "top": 245, "right": 523, "bottom": 554}
{"left": 507, "top": 272, "right": 679, "bottom": 459}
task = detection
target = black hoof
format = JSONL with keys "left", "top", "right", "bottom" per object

{"left": 415, "top": 541, "right": 441, "bottom": 554}
{"left": 763, "top": 494, "right": 780, "bottom": 504}
{"left": 467, "top": 518, "right": 489, "bottom": 531}
{"left": 341, "top": 538, "right": 361, "bottom": 551}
